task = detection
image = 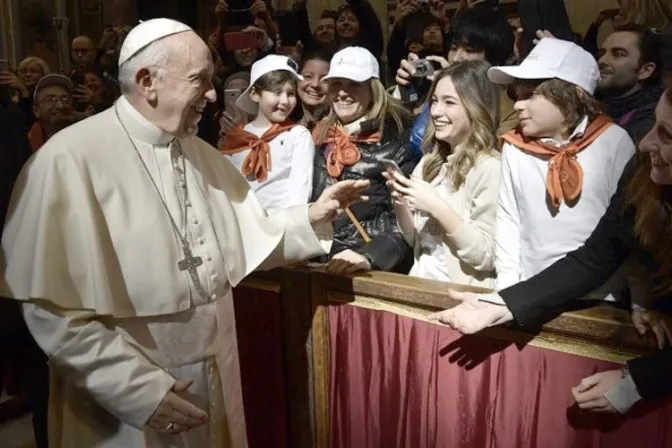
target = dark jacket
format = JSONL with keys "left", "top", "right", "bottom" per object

{"left": 499, "top": 156, "right": 672, "bottom": 401}
{"left": 310, "top": 117, "right": 416, "bottom": 273}
{"left": 599, "top": 83, "right": 664, "bottom": 145}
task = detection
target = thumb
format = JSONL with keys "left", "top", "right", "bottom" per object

{"left": 446, "top": 288, "right": 469, "bottom": 301}
{"left": 575, "top": 374, "right": 600, "bottom": 393}
{"left": 173, "top": 379, "right": 193, "bottom": 392}
{"left": 633, "top": 317, "right": 647, "bottom": 335}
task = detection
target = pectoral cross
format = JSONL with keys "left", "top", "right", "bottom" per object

{"left": 178, "top": 246, "right": 208, "bottom": 299}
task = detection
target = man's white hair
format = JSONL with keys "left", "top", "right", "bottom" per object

{"left": 118, "top": 37, "right": 174, "bottom": 95}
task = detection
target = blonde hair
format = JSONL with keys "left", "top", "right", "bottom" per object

{"left": 316, "top": 78, "right": 410, "bottom": 142}
{"left": 621, "top": 0, "right": 672, "bottom": 31}
{"left": 18, "top": 57, "right": 51, "bottom": 76}
{"left": 421, "top": 60, "right": 500, "bottom": 189}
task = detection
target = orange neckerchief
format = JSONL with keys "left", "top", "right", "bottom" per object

{"left": 312, "top": 122, "right": 381, "bottom": 178}
{"left": 219, "top": 121, "right": 297, "bottom": 182}
{"left": 502, "top": 114, "right": 613, "bottom": 209}
{"left": 28, "top": 122, "right": 46, "bottom": 152}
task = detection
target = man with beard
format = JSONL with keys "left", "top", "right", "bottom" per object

{"left": 28, "top": 74, "right": 77, "bottom": 151}
{"left": 597, "top": 24, "right": 664, "bottom": 144}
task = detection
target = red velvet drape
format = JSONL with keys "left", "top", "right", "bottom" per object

{"left": 234, "top": 286, "right": 288, "bottom": 448}
{"left": 329, "top": 304, "right": 672, "bottom": 448}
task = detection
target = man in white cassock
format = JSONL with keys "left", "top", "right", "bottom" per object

{"left": 0, "top": 18, "right": 369, "bottom": 448}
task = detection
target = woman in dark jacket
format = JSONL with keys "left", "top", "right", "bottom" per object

{"left": 430, "top": 86, "right": 672, "bottom": 415}
{"left": 310, "top": 46, "right": 416, "bottom": 274}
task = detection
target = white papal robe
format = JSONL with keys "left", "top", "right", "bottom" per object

{"left": 0, "top": 96, "right": 332, "bottom": 448}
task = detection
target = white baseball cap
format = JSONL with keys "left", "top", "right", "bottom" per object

{"left": 322, "top": 46, "right": 379, "bottom": 83}
{"left": 236, "top": 54, "right": 303, "bottom": 115}
{"left": 118, "top": 18, "right": 192, "bottom": 66}
{"left": 488, "top": 38, "right": 600, "bottom": 94}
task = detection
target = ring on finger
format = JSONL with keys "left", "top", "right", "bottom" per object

{"left": 165, "top": 421, "right": 178, "bottom": 433}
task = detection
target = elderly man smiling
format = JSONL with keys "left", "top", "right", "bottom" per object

{"left": 1, "top": 18, "right": 368, "bottom": 448}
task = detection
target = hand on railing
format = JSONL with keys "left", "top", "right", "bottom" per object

{"left": 427, "top": 289, "right": 513, "bottom": 334}
{"left": 632, "top": 308, "right": 672, "bottom": 350}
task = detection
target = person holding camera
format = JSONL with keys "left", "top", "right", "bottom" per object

{"left": 394, "top": 6, "right": 515, "bottom": 159}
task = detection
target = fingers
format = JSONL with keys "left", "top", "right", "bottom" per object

{"left": 166, "top": 394, "right": 208, "bottom": 426}
{"left": 574, "top": 374, "right": 600, "bottom": 394}
{"left": 172, "top": 379, "right": 193, "bottom": 393}
{"left": 445, "top": 288, "right": 469, "bottom": 301}
{"left": 632, "top": 314, "right": 647, "bottom": 335}
{"left": 651, "top": 322, "right": 666, "bottom": 350}
{"left": 425, "top": 55, "right": 449, "bottom": 68}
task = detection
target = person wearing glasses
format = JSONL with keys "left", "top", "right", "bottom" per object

{"left": 28, "top": 74, "right": 76, "bottom": 152}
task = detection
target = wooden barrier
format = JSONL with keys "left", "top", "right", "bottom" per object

{"left": 233, "top": 265, "right": 663, "bottom": 448}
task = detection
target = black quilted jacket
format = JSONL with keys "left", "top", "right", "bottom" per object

{"left": 310, "top": 118, "right": 416, "bottom": 273}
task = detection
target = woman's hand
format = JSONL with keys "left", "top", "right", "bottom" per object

{"left": 326, "top": 249, "right": 372, "bottom": 275}
{"left": 387, "top": 170, "right": 443, "bottom": 215}
{"left": 571, "top": 370, "right": 622, "bottom": 413}
{"left": 632, "top": 308, "right": 672, "bottom": 350}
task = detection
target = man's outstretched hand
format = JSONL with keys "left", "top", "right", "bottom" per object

{"left": 309, "top": 179, "right": 370, "bottom": 225}
{"left": 427, "top": 289, "right": 513, "bottom": 334}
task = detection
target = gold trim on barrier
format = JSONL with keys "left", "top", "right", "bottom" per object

{"left": 328, "top": 293, "right": 635, "bottom": 364}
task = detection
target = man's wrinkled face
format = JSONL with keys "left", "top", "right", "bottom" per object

{"left": 33, "top": 85, "right": 73, "bottom": 129}
{"left": 151, "top": 33, "right": 217, "bottom": 138}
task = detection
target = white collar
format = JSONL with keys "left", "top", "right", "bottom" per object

{"left": 540, "top": 116, "right": 589, "bottom": 147}
{"left": 116, "top": 95, "right": 175, "bottom": 146}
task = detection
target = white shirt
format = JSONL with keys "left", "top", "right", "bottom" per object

{"left": 225, "top": 122, "right": 315, "bottom": 211}
{"left": 406, "top": 153, "right": 500, "bottom": 288}
{"left": 495, "top": 118, "right": 636, "bottom": 298}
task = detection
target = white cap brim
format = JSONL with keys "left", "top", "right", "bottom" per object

{"left": 234, "top": 68, "right": 304, "bottom": 115}
{"left": 488, "top": 65, "right": 554, "bottom": 85}
{"left": 322, "top": 68, "right": 375, "bottom": 83}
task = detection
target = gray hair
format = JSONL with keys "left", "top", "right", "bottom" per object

{"left": 118, "top": 37, "right": 174, "bottom": 95}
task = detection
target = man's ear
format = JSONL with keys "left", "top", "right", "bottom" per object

{"left": 32, "top": 104, "right": 40, "bottom": 119}
{"left": 135, "top": 67, "right": 157, "bottom": 101}
{"left": 637, "top": 62, "right": 657, "bottom": 82}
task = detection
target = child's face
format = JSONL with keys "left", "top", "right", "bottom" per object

{"left": 429, "top": 76, "right": 471, "bottom": 147}
{"left": 255, "top": 81, "right": 297, "bottom": 123}
{"left": 514, "top": 92, "right": 566, "bottom": 140}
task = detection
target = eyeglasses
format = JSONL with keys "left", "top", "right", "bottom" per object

{"left": 38, "top": 94, "right": 73, "bottom": 106}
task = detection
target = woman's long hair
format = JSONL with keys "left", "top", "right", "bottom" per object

{"left": 620, "top": 0, "right": 672, "bottom": 31}
{"left": 420, "top": 60, "right": 500, "bottom": 189}
{"left": 315, "top": 77, "right": 410, "bottom": 142}
{"left": 623, "top": 86, "right": 672, "bottom": 293}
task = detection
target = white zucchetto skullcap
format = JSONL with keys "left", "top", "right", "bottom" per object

{"left": 118, "top": 18, "right": 192, "bottom": 66}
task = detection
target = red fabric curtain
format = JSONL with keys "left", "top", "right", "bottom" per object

{"left": 329, "top": 304, "right": 672, "bottom": 448}
{"left": 234, "top": 286, "right": 288, "bottom": 448}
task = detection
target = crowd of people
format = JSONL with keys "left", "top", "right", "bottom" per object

{"left": 2, "top": 0, "right": 672, "bottom": 446}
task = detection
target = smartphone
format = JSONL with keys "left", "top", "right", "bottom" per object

{"left": 277, "top": 11, "right": 298, "bottom": 46}
{"left": 380, "top": 158, "right": 406, "bottom": 177}
{"left": 224, "top": 31, "right": 263, "bottom": 51}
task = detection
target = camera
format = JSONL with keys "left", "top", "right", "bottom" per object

{"left": 412, "top": 59, "right": 440, "bottom": 78}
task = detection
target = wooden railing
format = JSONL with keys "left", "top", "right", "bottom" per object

{"left": 234, "top": 265, "right": 658, "bottom": 448}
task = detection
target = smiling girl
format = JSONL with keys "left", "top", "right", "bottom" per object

{"left": 219, "top": 54, "right": 315, "bottom": 210}
{"left": 387, "top": 60, "right": 501, "bottom": 286}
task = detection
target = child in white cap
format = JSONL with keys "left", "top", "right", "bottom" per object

{"left": 219, "top": 54, "right": 315, "bottom": 210}
{"left": 489, "top": 38, "right": 636, "bottom": 301}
